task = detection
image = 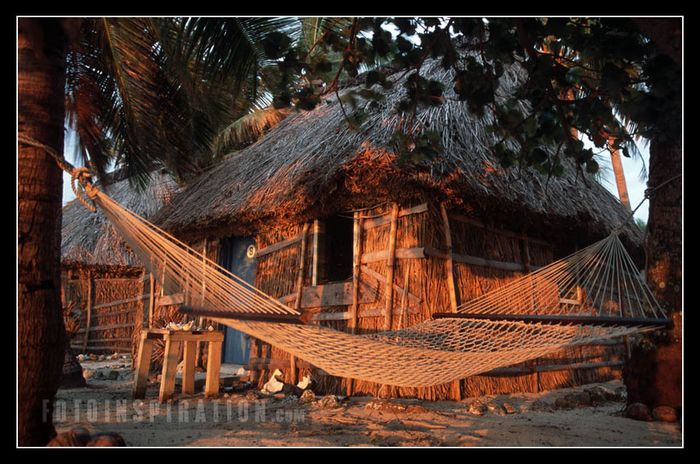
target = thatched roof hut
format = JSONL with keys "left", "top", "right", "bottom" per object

{"left": 152, "top": 58, "right": 640, "bottom": 400}
{"left": 155, "top": 58, "right": 640, "bottom": 248}
{"left": 61, "top": 168, "right": 179, "bottom": 354}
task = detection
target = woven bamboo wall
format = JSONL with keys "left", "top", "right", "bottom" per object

{"left": 63, "top": 267, "right": 145, "bottom": 355}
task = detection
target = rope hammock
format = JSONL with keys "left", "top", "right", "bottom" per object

{"left": 20, "top": 135, "right": 670, "bottom": 387}
{"left": 78, "top": 178, "right": 669, "bottom": 387}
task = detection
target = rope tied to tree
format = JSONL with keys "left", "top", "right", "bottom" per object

{"left": 18, "top": 133, "right": 97, "bottom": 212}
{"left": 614, "top": 173, "right": 682, "bottom": 234}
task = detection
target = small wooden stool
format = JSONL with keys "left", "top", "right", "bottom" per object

{"left": 133, "top": 328, "right": 224, "bottom": 402}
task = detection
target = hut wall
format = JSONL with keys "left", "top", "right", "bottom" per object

{"left": 240, "top": 199, "right": 624, "bottom": 399}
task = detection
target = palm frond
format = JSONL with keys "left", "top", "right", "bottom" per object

{"left": 213, "top": 106, "right": 289, "bottom": 156}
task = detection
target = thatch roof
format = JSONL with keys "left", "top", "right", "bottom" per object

{"left": 155, "top": 58, "right": 641, "bottom": 246}
{"left": 62, "top": 168, "right": 178, "bottom": 270}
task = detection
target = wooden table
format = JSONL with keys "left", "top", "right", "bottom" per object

{"left": 133, "top": 328, "right": 224, "bottom": 402}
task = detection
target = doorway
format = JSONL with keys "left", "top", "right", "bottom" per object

{"left": 218, "top": 236, "right": 256, "bottom": 365}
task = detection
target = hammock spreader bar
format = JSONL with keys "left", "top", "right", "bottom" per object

{"left": 179, "top": 305, "right": 304, "bottom": 324}
{"left": 432, "top": 312, "right": 672, "bottom": 327}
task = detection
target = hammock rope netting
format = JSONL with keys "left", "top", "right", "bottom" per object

{"left": 82, "top": 181, "right": 667, "bottom": 387}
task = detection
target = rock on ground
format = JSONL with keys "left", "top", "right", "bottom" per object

{"left": 626, "top": 402, "right": 652, "bottom": 421}
{"left": 652, "top": 406, "right": 678, "bottom": 423}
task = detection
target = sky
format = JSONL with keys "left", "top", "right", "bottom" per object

{"left": 61, "top": 141, "right": 650, "bottom": 223}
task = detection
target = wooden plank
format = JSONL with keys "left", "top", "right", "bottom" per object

{"left": 205, "top": 341, "right": 222, "bottom": 397}
{"left": 82, "top": 271, "right": 93, "bottom": 353}
{"left": 92, "top": 294, "right": 150, "bottom": 310}
{"left": 360, "top": 265, "right": 421, "bottom": 306}
{"left": 360, "top": 247, "right": 426, "bottom": 264}
{"left": 384, "top": 204, "right": 399, "bottom": 330}
{"left": 312, "top": 312, "right": 352, "bottom": 321}
{"left": 450, "top": 252, "right": 526, "bottom": 273}
{"left": 157, "top": 293, "right": 184, "bottom": 307}
{"left": 440, "top": 203, "right": 460, "bottom": 313}
{"left": 255, "top": 229, "right": 311, "bottom": 258}
{"left": 182, "top": 341, "right": 197, "bottom": 394}
{"left": 133, "top": 334, "right": 154, "bottom": 399}
{"left": 362, "top": 203, "right": 428, "bottom": 230}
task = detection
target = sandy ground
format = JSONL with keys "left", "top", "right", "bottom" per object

{"left": 54, "top": 364, "right": 681, "bottom": 447}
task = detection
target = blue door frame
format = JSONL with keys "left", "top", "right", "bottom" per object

{"left": 218, "top": 236, "right": 255, "bottom": 364}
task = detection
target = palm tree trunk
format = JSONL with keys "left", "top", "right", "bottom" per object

{"left": 608, "top": 139, "right": 631, "bottom": 211}
{"left": 623, "top": 138, "right": 682, "bottom": 411}
{"left": 18, "top": 19, "right": 68, "bottom": 446}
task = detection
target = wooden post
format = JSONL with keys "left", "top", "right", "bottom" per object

{"left": 290, "top": 223, "right": 310, "bottom": 384}
{"left": 82, "top": 270, "right": 93, "bottom": 353}
{"left": 159, "top": 336, "right": 181, "bottom": 402}
{"left": 383, "top": 204, "right": 399, "bottom": 330}
{"left": 347, "top": 213, "right": 364, "bottom": 397}
{"left": 133, "top": 332, "right": 154, "bottom": 399}
{"left": 311, "top": 220, "right": 321, "bottom": 286}
{"left": 439, "top": 204, "right": 461, "bottom": 400}
{"left": 440, "top": 203, "right": 459, "bottom": 312}
{"left": 349, "top": 212, "right": 363, "bottom": 334}
{"left": 182, "top": 341, "right": 197, "bottom": 395}
{"left": 205, "top": 340, "right": 223, "bottom": 397}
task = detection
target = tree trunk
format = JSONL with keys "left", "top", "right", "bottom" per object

{"left": 608, "top": 138, "right": 631, "bottom": 211}
{"left": 623, "top": 138, "right": 682, "bottom": 412}
{"left": 18, "top": 19, "right": 68, "bottom": 446}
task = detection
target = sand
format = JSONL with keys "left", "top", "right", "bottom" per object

{"left": 52, "top": 373, "right": 681, "bottom": 447}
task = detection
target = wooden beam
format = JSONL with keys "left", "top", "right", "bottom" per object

{"left": 82, "top": 270, "right": 93, "bottom": 353}
{"left": 350, "top": 212, "right": 362, "bottom": 333}
{"left": 361, "top": 247, "right": 427, "bottom": 264}
{"left": 384, "top": 204, "right": 399, "bottom": 330}
{"left": 255, "top": 229, "right": 312, "bottom": 258}
{"left": 362, "top": 203, "right": 428, "bottom": 229}
{"left": 424, "top": 247, "right": 530, "bottom": 273}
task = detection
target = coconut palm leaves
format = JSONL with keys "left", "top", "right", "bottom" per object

{"left": 65, "top": 18, "right": 234, "bottom": 189}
